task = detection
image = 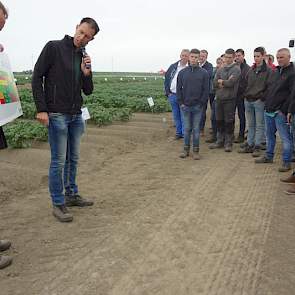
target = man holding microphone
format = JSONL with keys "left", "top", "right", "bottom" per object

{"left": 32, "top": 18, "right": 99, "bottom": 222}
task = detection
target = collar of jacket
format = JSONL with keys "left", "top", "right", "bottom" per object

{"left": 63, "top": 35, "right": 77, "bottom": 49}
{"left": 252, "top": 60, "right": 268, "bottom": 72}
{"left": 189, "top": 64, "right": 200, "bottom": 71}
{"left": 277, "top": 62, "right": 294, "bottom": 73}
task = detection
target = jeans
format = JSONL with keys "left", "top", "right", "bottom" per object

{"left": 48, "top": 113, "right": 85, "bottom": 205}
{"left": 291, "top": 114, "right": 295, "bottom": 153}
{"left": 235, "top": 96, "right": 246, "bottom": 137}
{"left": 245, "top": 99, "right": 265, "bottom": 146}
{"left": 264, "top": 112, "right": 292, "bottom": 163}
{"left": 168, "top": 93, "right": 184, "bottom": 136}
{"left": 182, "top": 104, "right": 203, "bottom": 148}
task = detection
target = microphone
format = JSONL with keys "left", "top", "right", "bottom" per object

{"left": 81, "top": 47, "right": 91, "bottom": 69}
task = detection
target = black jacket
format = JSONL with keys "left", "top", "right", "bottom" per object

{"left": 244, "top": 61, "right": 272, "bottom": 102}
{"left": 32, "top": 35, "right": 93, "bottom": 114}
{"left": 176, "top": 65, "right": 209, "bottom": 107}
{"left": 237, "top": 60, "right": 250, "bottom": 98}
{"left": 265, "top": 62, "right": 295, "bottom": 115}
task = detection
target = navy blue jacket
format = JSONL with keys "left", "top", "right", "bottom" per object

{"left": 201, "top": 61, "right": 213, "bottom": 94}
{"left": 176, "top": 65, "right": 209, "bottom": 107}
{"left": 164, "top": 61, "right": 179, "bottom": 96}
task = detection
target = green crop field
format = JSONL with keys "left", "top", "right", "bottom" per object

{"left": 4, "top": 74, "right": 171, "bottom": 148}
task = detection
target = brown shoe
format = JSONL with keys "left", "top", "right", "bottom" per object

{"left": 280, "top": 174, "right": 295, "bottom": 184}
{"left": 179, "top": 146, "right": 190, "bottom": 158}
{"left": 192, "top": 147, "right": 200, "bottom": 160}
{"left": 284, "top": 184, "right": 295, "bottom": 195}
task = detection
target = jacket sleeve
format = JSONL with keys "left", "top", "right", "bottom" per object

{"left": 32, "top": 41, "right": 56, "bottom": 113}
{"left": 176, "top": 71, "right": 184, "bottom": 105}
{"left": 164, "top": 65, "right": 173, "bottom": 96}
{"left": 82, "top": 73, "right": 94, "bottom": 95}
{"left": 287, "top": 73, "right": 295, "bottom": 114}
{"left": 201, "top": 72, "right": 210, "bottom": 105}
{"left": 213, "top": 68, "right": 221, "bottom": 90}
{"left": 222, "top": 67, "right": 241, "bottom": 88}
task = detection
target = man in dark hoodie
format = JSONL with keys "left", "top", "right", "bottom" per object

{"left": 32, "top": 18, "right": 99, "bottom": 222}
{"left": 255, "top": 48, "right": 294, "bottom": 172}
{"left": 177, "top": 48, "right": 209, "bottom": 159}
{"left": 234, "top": 49, "right": 250, "bottom": 143}
{"left": 238, "top": 47, "right": 272, "bottom": 157}
{"left": 210, "top": 48, "right": 241, "bottom": 152}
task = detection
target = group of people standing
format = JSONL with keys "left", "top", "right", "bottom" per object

{"left": 164, "top": 46, "right": 295, "bottom": 193}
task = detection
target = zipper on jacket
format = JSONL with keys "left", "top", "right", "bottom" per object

{"left": 53, "top": 85, "right": 57, "bottom": 104}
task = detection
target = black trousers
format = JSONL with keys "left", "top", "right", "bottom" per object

{"left": 215, "top": 99, "right": 235, "bottom": 144}
{"left": 0, "top": 126, "right": 7, "bottom": 149}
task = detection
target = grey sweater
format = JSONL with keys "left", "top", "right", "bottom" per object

{"left": 213, "top": 63, "right": 241, "bottom": 101}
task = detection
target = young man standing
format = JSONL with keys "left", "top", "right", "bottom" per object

{"left": 238, "top": 47, "right": 272, "bottom": 157}
{"left": 255, "top": 48, "right": 294, "bottom": 172}
{"left": 0, "top": 0, "right": 13, "bottom": 270}
{"left": 32, "top": 18, "right": 99, "bottom": 222}
{"left": 234, "top": 49, "right": 250, "bottom": 143}
{"left": 164, "top": 49, "right": 189, "bottom": 139}
{"left": 198, "top": 49, "right": 213, "bottom": 136}
{"left": 177, "top": 49, "right": 209, "bottom": 159}
{"left": 210, "top": 48, "right": 241, "bottom": 152}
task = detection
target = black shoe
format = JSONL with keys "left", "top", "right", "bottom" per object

{"left": 255, "top": 156, "right": 273, "bottom": 164}
{"left": 65, "top": 194, "right": 94, "bottom": 207}
{"left": 174, "top": 135, "right": 183, "bottom": 140}
{"left": 0, "top": 240, "right": 11, "bottom": 252}
{"left": 52, "top": 205, "right": 73, "bottom": 222}
{"left": 238, "top": 143, "right": 254, "bottom": 153}
{"left": 0, "top": 255, "right": 12, "bottom": 269}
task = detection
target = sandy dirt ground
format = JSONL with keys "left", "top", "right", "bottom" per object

{"left": 0, "top": 113, "right": 295, "bottom": 295}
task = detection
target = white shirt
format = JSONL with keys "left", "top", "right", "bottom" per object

{"left": 170, "top": 62, "right": 188, "bottom": 93}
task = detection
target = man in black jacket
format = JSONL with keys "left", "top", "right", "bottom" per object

{"left": 177, "top": 49, "right": 209, "bottom": 159}
{"left": 235, "top": 49, "right": 250, "bottom": 143}
{"left": 255, "top": 48, "right": 294, "bottom": 172}
{"left": 32, "top": 18, "right": 99, "bottom": 222}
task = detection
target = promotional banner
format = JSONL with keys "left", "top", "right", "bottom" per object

{"left": 0, "top": 51, "right": 22, "bottom": 126}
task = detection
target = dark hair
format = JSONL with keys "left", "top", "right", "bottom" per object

{"left": 0, "top": 1, "right": 8, "bottom": 18}
{"left": 235, "top": 48, "right": 245, "bottom": 55}
{"left": 190, "top": 48, "right": 200, "bottom": 55}
{"left": 254, "top": 47, "right": 266, "bottom": 55}
{"left": 225, "top": 48, "right": 235, "bottom": 56}
{"left": 200, "top": 49, "right": 208, "bottom": 55}
{"left": 80, "top": 17, "right": 100, "bottom": 35}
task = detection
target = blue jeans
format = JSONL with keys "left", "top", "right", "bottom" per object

{"left": 245, "top": 99, "right": 265, "bottom": 146}
{"left": 264, "top": 112, "right": 292, "bottom": 163}
{"left": 291, "top": 114, "right": 295, "bottom": 153}
{"left": 182, "top": 104, "right": 203, "bottom": 148}
{"left": 168, "top": 93, "right": 184, "bottom": 136}
{"left": 48, "top": 113, "right": 85, "bottom": 205}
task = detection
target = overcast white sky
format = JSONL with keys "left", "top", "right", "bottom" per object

{"left": 1, "top": 0, "right": 295, "bottom": 72}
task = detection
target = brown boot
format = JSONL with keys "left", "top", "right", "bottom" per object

{"left": 280, "top": 174, "right": 295, "bottom": 184}
{"left": 284, "top": 184, "right": 295, "bottom": 195}
{"left": 179, "top": 146, "right": 190, "bottom": 158}
{"left": 192, "top": 147, "right": 200, "bottom": 160}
